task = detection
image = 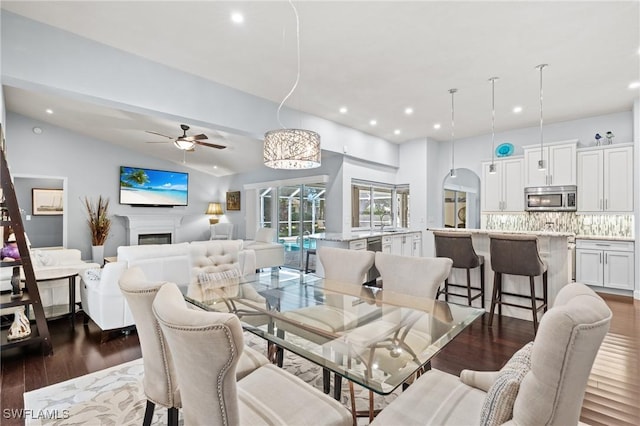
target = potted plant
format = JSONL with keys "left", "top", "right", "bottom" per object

{"left": 84, "top": 196, "right": 111, "bottom": 264}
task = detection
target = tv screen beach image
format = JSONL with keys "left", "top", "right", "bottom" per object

{"left": 120, "top": 167, "right": 188, "bottom": 206}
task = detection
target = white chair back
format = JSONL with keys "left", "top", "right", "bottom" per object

{"left": 318, "top": 247, "right": 375, "bottom": 284}
{"left": 375, "top": 252, "right": 452, "bottom": 299}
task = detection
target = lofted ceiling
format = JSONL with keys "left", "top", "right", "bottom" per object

{"left": 2, "top": 1, "right": 639, "bottom": 176}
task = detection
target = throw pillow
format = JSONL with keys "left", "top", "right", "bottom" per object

{"left": 84, "top": 268, "right": 102, "bottom": 281}
{"left": 197, "top": 268, "right": 242, "bottom": 301}
{"left": 480, "top": 341, "right": 534, "bottom": 426}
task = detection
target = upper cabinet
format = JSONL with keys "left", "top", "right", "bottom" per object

{"left": 524, "top": 140, "right": 577, "bottom": 187}
{"left": 577, "top": 144, "right": 633, "bottom": 212}
{"left": 481, "top": 157, "right": 524, "bottom": 212}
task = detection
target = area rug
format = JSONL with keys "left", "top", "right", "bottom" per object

{"left": 24, "top": 332, "right": 399, "bottom": 425}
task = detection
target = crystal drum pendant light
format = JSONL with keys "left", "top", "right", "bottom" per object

{"left": 488, "top": 77, "right": 499, "bottom": 174}
{"left": 449, "top": 88, "right": 458, "bottom": 178}
{"left": 536, "top": 64, "right": 548, "bottom": 171}
{"left": 264, "top": 0, "right": 321, "bottom": 169}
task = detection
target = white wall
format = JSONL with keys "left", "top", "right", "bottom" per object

{"left": 4, "top": 112, "right": 219, "bottom": 259}
{"left": 1, "top": 11, "right": 397, "bottom": 168}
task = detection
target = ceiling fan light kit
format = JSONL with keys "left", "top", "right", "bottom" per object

{"left": 146, "top": 124, "right": 226, "bottom": 152}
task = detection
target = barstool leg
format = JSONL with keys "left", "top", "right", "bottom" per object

{"left": 497, "top": 273, "right": 502, "bottom": 318}
{"left": 529, "top": 276, "right": 538, "bottom": 333}
{"left": 444, "top": 279, "right": 449, "bottom": 302}
{"left": 488, "top": 272, "right": 500, "bottom": 327}
{"left": 305, "top": 251, "right": 311, "bottom": 273}
{"left": 480, "top": 263, "right": 486, "bottom": 309}
{"left": 466, "top": 268, "right": 472, "bottom": 306}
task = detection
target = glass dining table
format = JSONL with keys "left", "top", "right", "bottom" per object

{"left": 180, "top": 270, "right": 484, "bottom": 400}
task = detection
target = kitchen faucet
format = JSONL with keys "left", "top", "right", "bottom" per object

{"left": 379, "top": 213, "right": 391, "bottom": 232}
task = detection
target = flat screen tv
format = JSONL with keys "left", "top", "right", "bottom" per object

{"left": 119, "top": 166, "right": 188, "bottom": 207}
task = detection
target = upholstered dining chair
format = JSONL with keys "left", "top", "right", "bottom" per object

{"left": 370, "top": 282, "right": 612, "bottom": 425}
{"left": 118, "top": 267, "right": 268, "bottom": 426}
{"left": 276, "top": 246, "right": 376, "bottom": 397}
{"left": 152, "top": 282, "right": 353, "bottom": 426}
{"left": 375, "top": 252, "right": 453, "bottom": 298}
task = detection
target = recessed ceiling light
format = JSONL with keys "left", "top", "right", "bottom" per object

{"left": 339, "top": 106, "right": 348, "bottom": 114}
{"left": 628, "top": 81, "right": 640, "bottom": 89}
{"left": 213, "top": 165, "right": 218, "bottom": 169}
{"left": 32, "top": 127, "right": 43, "bottom": 134}
{"left": 404, "top": 107, "right": 414, "bottom": 115}
{"left": 433, "top": 123, "right": 441, "bottom": 130}
{"left": 45, "top": 108, "right": 53, "bottom": 114}
{"left": 513, "top": 106, "right": 523, "bottom": 113}
{"left": 394, "top": 129, "right": 401, "bottom": 135}
{"left": 231, "top": 12, "right": 244, "bottom": 24}
{"left": 369, "top": 119, "right": 377, "bottom": 126}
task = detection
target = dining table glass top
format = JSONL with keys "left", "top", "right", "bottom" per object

{"left": 181, "top": 270, "right": 484, "bottom": 395}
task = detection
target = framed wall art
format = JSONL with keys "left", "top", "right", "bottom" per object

{"left": 226, "top": 191, "right": 241, "bottom": 211}
{"left": 32, "top": 188, "right": 64, "bottom": 215}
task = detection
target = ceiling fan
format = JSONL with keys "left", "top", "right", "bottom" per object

{"left": 145, "top": 124, "right": 226, "bottom": 151}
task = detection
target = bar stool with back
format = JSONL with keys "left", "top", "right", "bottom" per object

{"left": 433, "top": 231, "right": 485, "bottom": 308}
{"left": 488, "top": 233, "right": 548, "bottom": 333}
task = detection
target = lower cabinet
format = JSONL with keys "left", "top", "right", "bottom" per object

{"left": 576, "top": 239, "right": 634, "bottom": 290}
{"left": 388, "top": 232, "right": 421, "bottom": 257}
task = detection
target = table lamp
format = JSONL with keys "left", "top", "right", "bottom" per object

{"left": 206, "top": 202, "right": 223, "bottom": 224}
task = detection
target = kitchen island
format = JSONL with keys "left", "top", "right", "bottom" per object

{"left": 426, "top": 228, "right": 573, "bottom": 321}
{"left": 310, "top": 230, "right": 422, "bottom": 279}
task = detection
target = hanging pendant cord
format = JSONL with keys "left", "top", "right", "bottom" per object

{"left": 276, "top": 0, "right": 301, "bottom": 129}
{"left": 537, "top": 64, "right": 548, "bottom": 162}
{"left": 490, "top": 77, "right": 498, "bottom": 166}
{"left": 449, "top": 88, "right": 457, "bottom": 171}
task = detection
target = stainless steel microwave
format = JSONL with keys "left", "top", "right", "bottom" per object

{"left": 524, "top": 185, "right": 577, "bottom": 212}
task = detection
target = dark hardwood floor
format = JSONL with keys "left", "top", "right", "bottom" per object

{"left": 1, "top": 293, "right": 638, "bottom": 425}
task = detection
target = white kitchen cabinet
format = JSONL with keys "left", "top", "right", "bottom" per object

{"left": 481, "top": 157, "right": 523, "bottom": 212}
{"left": 577, "top": 144, "right": 633, "bottom": 212}
{"left": 389, "top": 232, "right": 420, "bottom": 257}
{"left": 524, "top": 141, "right": 577, "bottom": 187}
{"left": 382, "top": 236, "right": 393, "bottom": 253}
{"left": 576, "top": 239, "right": 635, "bottom": 291}
{"left": 411, "top": 232, "right": 422, "bottom": 257}
{"left": 349, "top": 239, "right": 367, "bottom": 250}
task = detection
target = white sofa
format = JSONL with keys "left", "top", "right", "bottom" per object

{"left": 80, "top": 240, "right": 256, "bottom": 334}
{"left": 244, "top": 228, "right": 285, "bottom": 270}
{"left": 0, "top": 248, "right": 100, "bottom": 315}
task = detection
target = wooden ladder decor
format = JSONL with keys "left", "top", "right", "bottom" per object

{"left": 0, "top": 144, "right": 53, "bottom": 355}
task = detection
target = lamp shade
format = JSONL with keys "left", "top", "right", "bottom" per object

{"left": 264, "top": 128, "right": 321, "bottom": 169}
{"left": 206, "top": 202, "right": 223, "bottom": 215}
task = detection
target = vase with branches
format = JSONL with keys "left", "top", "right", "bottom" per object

{"left": 84, "top": 196, "right": 111, "bottom": 263}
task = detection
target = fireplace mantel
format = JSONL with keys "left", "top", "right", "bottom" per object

{"left": 117, "top": 214, "right": 183, "bottom": 245}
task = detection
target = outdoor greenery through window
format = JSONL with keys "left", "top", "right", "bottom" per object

{"left": 351, "top": 181, "right": 410, "bottom": 230}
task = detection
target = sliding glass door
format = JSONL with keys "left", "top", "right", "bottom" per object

{"left": 260, "top": 183, "right": 325, "bottom": 270}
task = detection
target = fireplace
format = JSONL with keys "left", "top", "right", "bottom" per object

{"left": 138, "top": 233, "right": 172, "bottom": 245}
{"left": 118, "top": 215, "right": 183, "bottom": 246}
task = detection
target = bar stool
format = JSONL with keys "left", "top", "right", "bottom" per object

{"left": 488, "top": 233, "right": 548, "bottom": 333}
{"left": 305, "top": 248, "right": 317, "bottom": 273}
{"left": 433, "top": 231, "right": 485, "bottom": 308}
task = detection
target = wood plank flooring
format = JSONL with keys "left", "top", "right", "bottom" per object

{"left": 1, "top": 292, "right": 638, "bottom": 425}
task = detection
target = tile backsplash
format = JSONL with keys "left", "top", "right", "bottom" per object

{"left": 483, "top": 212, "right": 634, "bottom": 237}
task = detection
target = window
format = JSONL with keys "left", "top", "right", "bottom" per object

{"left": 351, "top": 181, "right": 409, "bottom": 230}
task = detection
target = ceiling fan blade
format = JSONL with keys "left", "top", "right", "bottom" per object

{"left": 183, "top": 133, "right": 208, "bottom": 141}
{"left": 195, "top": 141, "right": 226, "bottom": 149}
{"left": 145, "top": 130, "right": 173, "bottom": 139}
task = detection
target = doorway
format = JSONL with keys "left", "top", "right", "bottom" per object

{"left": 260, "top": 183, "right": 325, "bottom": 270}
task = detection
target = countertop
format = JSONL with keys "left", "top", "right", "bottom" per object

{"left": 310, "top": 230, "right": 419, "bottom": 242}
{"left": 426, "top": 228, "right": 575, "bottom": 237}
{"left": 427, "top": 228, "right": 635, "bottom": 242}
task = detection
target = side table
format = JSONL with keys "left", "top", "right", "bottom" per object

{"left": 22, "top": 268, "right": 79, "bottom": 329}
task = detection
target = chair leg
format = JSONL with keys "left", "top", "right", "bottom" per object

{"left": 529, "top": 276, "right": 538, "bottom": 333}
{"left": 488, "top": 272, "right": 500, "bottom": 327}
{"left": 444, "top": 279, "right": 449, "bottom": 302}
{"left": 167, "top": 407, "right": 179, "bottom": 426}
{"left": 480, "top": 263, "right": 485, "bottom": 309}
{"left": 543, "top": 271, "right": 548, "bottom": 312}
{"left": 323, "top": 368, "right": 330, "bottom": 394}
{"left": 348, "top": 381, "right": 357, "bottom": 426}
{"left": 497, "top": 273, "right": 502, "bottom": 318}
{"left": 466, "top": 268, "right": 472, "bottom": 306}
{"left": 142, "top": 400, "right": 155, "bottom": 426}
{"left": 305, "top": 251, "right": 310, "bottom": 273}
{"left": 369, "top": 390, "right": 375, "bottom": 422}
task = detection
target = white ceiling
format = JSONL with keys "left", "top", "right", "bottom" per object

{"left": 2, "top": 1, "right": 639, "bottom": 175}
